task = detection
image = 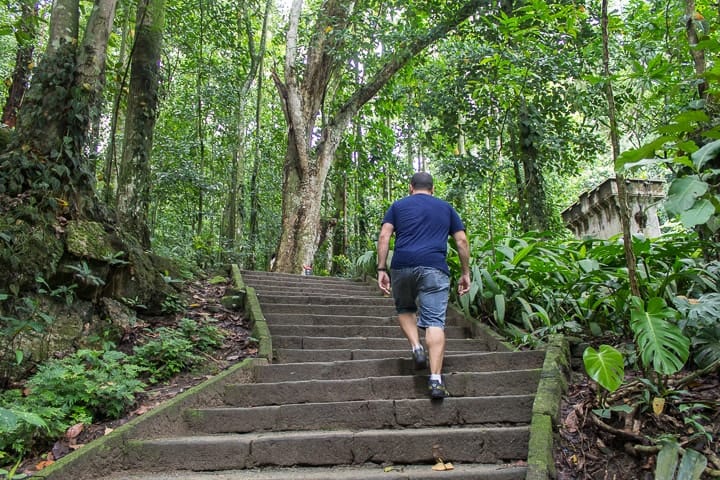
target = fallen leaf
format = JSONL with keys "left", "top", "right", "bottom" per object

{"left": 104, "top": 427, "right": 114, "bottom": 436}
{"left": 652, "top": 397, "right": 665, "bottom": 415}
{"left": 35, "top": 459, "right": 54, "bottom": 470}
{"left": 432, "top": 461, "right": 447, "bottom": 471}
{"left": 133, "top": 405, "right": 151, "bottom": 415}
{"left": 65, "top": 422, "right": 84, "bottom": 440}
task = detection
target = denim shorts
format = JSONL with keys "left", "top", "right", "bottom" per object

{"left": 390, "top": 266, "right": 450, "bottom": 329}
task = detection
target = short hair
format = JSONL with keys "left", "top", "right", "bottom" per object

{"left": 411, "top": 172, "right": 434, "bottom": 191}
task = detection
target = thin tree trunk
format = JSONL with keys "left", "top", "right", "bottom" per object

{"left": 685, "top": 0, "right": 707, "bottom": 99}
{"left": 76, "top": 0, "right": 120, "bottom": 177}
{"left": 103, "top": 4, "right": 132, "bottom": 204}
{"left": 225, "top": 0, "right": 272, "bottom": 263}
{"left": 2, "top": 1, "right": 38, "bottom": 128}
{"left": 602, "top": 0, "right": 640, "bottom": 301}
{"left": 247, "top": 0, "right": 273, "bottom": 269}
{"left": 116, "top": 0, "right": 166, "bottom": 246}
{"left": 195, "top": 0, "right": 205, "bottom": 236}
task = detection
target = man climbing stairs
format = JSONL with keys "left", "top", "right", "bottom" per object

{"left": 40, "top": 269, "right": 556, "bottom": 480}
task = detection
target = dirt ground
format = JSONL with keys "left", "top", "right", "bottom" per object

{"left": 555, "top": 364, "right": 720, "bottom": 480}
{"left": 15, "top": 274, "right": 720, "bottom": 478}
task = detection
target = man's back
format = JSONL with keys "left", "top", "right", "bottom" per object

{"left": 382, "top": 193, "right": 464, "bottom": 274}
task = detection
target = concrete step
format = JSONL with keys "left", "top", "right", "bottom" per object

{"left": 253, "top": 285, "right": 380, "bottom": 297}
{"left": 264, "top": 313, "right": 396, "bottom": 326}
{"left": 185, "top": 395, "right": 535, "bottom": 434}
{"left": 106, "top": 463, "right": 528, "bottom": 479}
{"left": 273, "top": 347, "right": 498, "bottom": 363}
{"left": 224, "top": 370, "right": 541, "bottom": 406}
{"left": 124, "top": 426, "right": 531, "bottom": 471}
{"left": 251, "top": 351, "right": 546, "bottom": 383}
{"left": 261, "top": 302, "right": 397, "bottom": 316}
{"left": 272, "top": 335, "right": 497, "bottom": 351}
{"left": 267, "top": 323, "right": 470, "bottom": 339}
{"left": 257, "top": 293, "right": 393, "bottom": 306}
{"left": 242, "top": 271, "right": 377, "bottom": 290}
{"left": 242, "top": 270, "right": 371, "bottom": 284}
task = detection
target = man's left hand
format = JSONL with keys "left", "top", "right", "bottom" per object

{"left": 457, "top": 273, "right": 471, "bottom": 296}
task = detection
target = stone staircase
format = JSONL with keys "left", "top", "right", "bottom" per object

{"left": 41, "top": 270, "right": 556, "bottom": 480}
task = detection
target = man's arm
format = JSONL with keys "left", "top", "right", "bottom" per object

{"left": 377, "top": 222, "right": 394, "bottom": 295}
{"left": 452, "top": 230, "right": 471, "bottom": 296}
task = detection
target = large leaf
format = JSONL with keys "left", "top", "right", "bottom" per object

{"left": 0, "top": 407, "right": 19, "bottom": 431}
{"left": 655, "top": 440, "right": 680, "bottom": 480}
{"left": 665, "top": 175, "right": 708, "bottom": 215}
{"left": 676, "top": 448, "right": 707, "bottom": 480}
{"left": 630, "top": 297, "right": 690, "bottom": 375}
{"left": 583, "top": 345, "right": 624, "bottom": 392}
{"left": 691, "top": 138, "right": 720, "bottom": 171}
{"left": 615, "top": 135, "right": 673, "bottom": 171}
{"left": 655, "top": 441, "right": 707, "bottom": 480}
{"left": 665, "top": 176, "right": 708, "bottom": 217}
{"left": 678, "top": 198, "right": 715, "bottom": 228}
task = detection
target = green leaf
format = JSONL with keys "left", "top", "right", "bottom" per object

{"left": 691, "top": 139, "right": 720, "bottom": 171}
{"left": 630, "top": 297, "right": 690, "bottom": 375}
{"left": 655, "top": 440, "right": 680, "bottom": 480}
{"left": 494, "top": 294, "right": 506, "bottom": 325}
{"left": 676, "top": 448, "right": 707, "bottom": 480}
{"left": 679, "top": 198, "right": 715, "bottom": 228}
{"left": 583, "top": 345, "right": 624, "bottom": 392}
{"left": 615, "top": 135, "right": 673, "bottom": 171}
{"left": 0, "top": 407, "right": 19, "bottom": 431}
{"left": 665, "top": 176, "right": 709, "bottom": 217}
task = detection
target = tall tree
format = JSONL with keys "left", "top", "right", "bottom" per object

{"left": 272, "top": 0, "right": 491, "bottom": 273}
{"left": 116, "top": 0, "right": 166, "bottom": 247}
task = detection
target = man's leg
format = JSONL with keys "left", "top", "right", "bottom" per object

{"left": 398, "top": 312, "right": 420, "bottom": 348}
{"left": 398, "top": 312, "right": 427, "bottom": 369}
{"left": 416, "top": 268, "right": 450, "bottom": 398}
{"left": 425, "top": 326, "right": 446, "bottom": 375}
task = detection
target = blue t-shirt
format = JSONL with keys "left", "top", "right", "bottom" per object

{"left": 382, "top": 193, "right": 465, "bottom": 275}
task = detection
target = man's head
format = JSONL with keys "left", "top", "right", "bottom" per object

{"left": 410, "top": 172, "right": 434, "bottom": 194}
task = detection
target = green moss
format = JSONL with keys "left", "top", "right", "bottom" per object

{"left": 65, "top": 220, "right": 117, "bottom": 260}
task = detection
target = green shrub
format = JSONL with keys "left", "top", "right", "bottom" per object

{"left": 177, "top": 318, "right": 223, "bottom": 353}
{"left": 132, "top": 327, "right": 201, "bottom": 383}
{"left": 0, "top": 349, "right": 144, "bottom": 464}
{"left": 26, "top": 349, "right": 145, "bottom": 421}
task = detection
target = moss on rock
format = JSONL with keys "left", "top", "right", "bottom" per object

{"left": 66, "top": 220, "right": 118, "bottom": 260}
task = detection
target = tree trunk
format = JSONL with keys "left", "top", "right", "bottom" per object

{"left": 602, "top": 0, "right": 640, "bottom": 302}
{"left": 273, "top": 0, "right": 489, "bottom": 272}
{"left": 685, "top": 0, "right": 707, "bottom": 100}
{"left": 223, "top": 0, "right": 272, "bottom": 262}
{"left": 518, "top": 100, "right": 550, "bottom": 232}
{"left": 2, "top": 0, "right": 118, "bottom": 220}
{"left": 103, "top": 5, "right": 132, "bottom": 204}
{"left": 2, "top": 1, "right": 38, "bottom": 128}
{"left": 116, "top": 0, "right": 166, "bottom": 247}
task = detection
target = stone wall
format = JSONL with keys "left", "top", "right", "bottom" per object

{"left": 562, "top": 178, "right": 665, "bottom": 239}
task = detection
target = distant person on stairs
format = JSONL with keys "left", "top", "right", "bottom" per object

{"left": 376, "top": 172, "right": 471, "bottom": 399}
